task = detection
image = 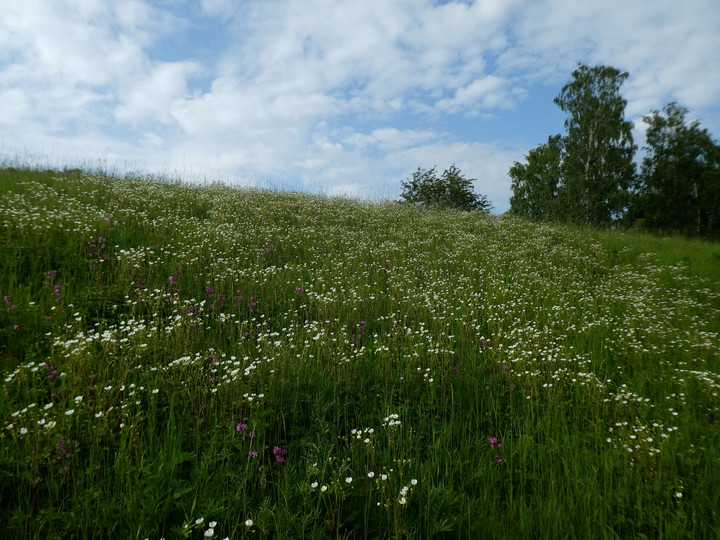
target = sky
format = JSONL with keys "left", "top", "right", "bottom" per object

{"left": 2, "top": 0, "right": 719, "bottom": 212}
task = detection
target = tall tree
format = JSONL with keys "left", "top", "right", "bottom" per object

{"left": 634, "top": 102, "right": 720, "bottom": 236}
{"left": 554, "top": 64, "right": 636, "bottom": 226}
{"left": 509, "top": 134, "right": 563, "bottom": 220}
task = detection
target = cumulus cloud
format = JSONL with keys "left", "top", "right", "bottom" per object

{"left": 1, "top": 0, "right": 719, "bottom": 211}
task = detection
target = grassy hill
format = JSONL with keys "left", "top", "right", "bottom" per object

{"left": 1, "top": 168, "right": 719, "bottom": 538}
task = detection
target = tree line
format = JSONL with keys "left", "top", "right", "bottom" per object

{"left": 509, "top": 64, "right": 720, "bottom": 238}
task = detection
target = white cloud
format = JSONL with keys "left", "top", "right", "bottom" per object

{"left": 115, "top": 61, "right": 203, "bottom": 124}
{"left": 436, "top": 76, "right": 527, "bottom": 114}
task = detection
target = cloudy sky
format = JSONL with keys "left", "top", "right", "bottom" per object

{"left": 2, "top": 0, "right": 719, "bottom": 211}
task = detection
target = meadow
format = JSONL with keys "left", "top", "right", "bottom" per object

{"left": 1, "top": 168, "right": 719, "bottom": 539}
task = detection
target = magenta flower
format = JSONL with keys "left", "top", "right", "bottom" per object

{"left": 273, "top": 446, "right": 287, "bottom": 463}
{"left": 236, "top": 423, "right": 248, "bottom": 432}
{"left": 248, "top": 450, "right": 258, "bottom": 458}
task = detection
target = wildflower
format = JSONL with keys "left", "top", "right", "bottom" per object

{"left": 236, "top": 423, "right": 247, "bottom": 432}
{"left": 311, "top": 481, "right": 319, "bottom": 488}
{"left": 410, "top": 478, "right": 418, "bottom": 485}
{"left": 675, "top": 492, "right": 683, "bottom": 499}
{"left": 20, "top": 427, "right": 27, "bottom": 435}
{"left": 345, "top": 477, "right": 353, "bottom": 484}
{"left": 249, "top": 450, "right": 258, "bottom": 458}
{"left": 245, "top": 519, "right": 253, "bottom": 526}
{"left": 65, "top": 409, "right": 75, "bottom": 416}
{"left": 273, "top": 446, "right": 287, "bottom": 463}
{"left": 320, "top": 484, "right": 328, "bottom": 492}
{"left": 204, "top": 528, "right": 214, "bottom": 537}
{"left": 196, "top": 517, "right": 204, "bottom": 525}
{"left": 367, "top": 471, "right": 375, "bottom": 478}
{"left": 399, "top": 497, "right": 407, "bottom": 505}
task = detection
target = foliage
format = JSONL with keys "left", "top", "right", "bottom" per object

{"left": 1, "top": 168, "right": 719, "bottom": 538}
{"left": 510, "top": 64, "right": 637, "bottom": 226}
{"left": 509, "top": 134, "right": 563, "bottom": 220}
{"left": 629, "top": 102, "right": 720, "bottom": 237}
{"left": 400, "top": 165, "right": 492, "bottom": 212}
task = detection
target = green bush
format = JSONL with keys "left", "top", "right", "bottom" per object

{"left": 400, "top": 165, "right": 492, "bottom": 212}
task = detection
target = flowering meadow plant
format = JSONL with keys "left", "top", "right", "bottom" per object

{"left": 0, "top": 168, "right": 719, "bottom": 538}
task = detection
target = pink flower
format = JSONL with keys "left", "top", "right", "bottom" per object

{"left": 273, "top": 446, "right": 287, "bottom": 463}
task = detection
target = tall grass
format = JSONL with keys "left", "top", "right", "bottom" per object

{"left": 1, "top": 168, "right": 718, "bottom": 538}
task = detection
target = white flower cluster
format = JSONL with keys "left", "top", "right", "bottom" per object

{"left": 350, "top": 426, "right": 374, "bottom": 444}
{"left": 398, "top": 478, "right": 418, "bottom": 505}
{"left": 382, "top": 413, "right": 401, "bottom": 427}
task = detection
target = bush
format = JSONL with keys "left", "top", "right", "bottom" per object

{"left": 400, "top": 165, "right": 492, "bottom": 212}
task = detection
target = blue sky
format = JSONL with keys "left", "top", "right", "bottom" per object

{"left": 2, "top": 0, "right": 719, "bottom": 212}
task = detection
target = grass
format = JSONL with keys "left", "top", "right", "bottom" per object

{"left": 0, "top": 167, "right": 719, "bottom": 539}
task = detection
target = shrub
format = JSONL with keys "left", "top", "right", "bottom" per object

{"left": 400, "top": 165, "right": 492, "bottom": 212}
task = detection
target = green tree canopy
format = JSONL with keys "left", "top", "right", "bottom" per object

{"left": 509, "top": 64, "right": 636, "bottom": 225}
{"left": 632, "top": 102, "right": 720, "bottom": 237}
{"left": 400, "top": 165, "right": 492, "bottom": 212}
{"left": 554, "top": 64, "right": 636, "bottom": 226}
{"left": 509, "top": 134, "right": 563, "bottom": 220}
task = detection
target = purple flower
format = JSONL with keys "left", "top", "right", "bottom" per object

{"left": 273, "top": 446, "right": 287, "bottom": 463}
{"left": 236, "top": 423, "right": 248, "bottom": 432}
{"left": 248, "top": 450, "right": 258, "bottom": 458}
